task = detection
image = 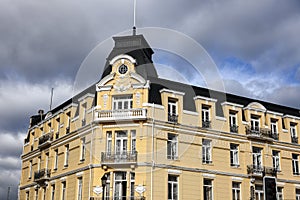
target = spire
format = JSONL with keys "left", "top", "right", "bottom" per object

{"left": 133, "top": 0, "right": 137, "bottom": 35}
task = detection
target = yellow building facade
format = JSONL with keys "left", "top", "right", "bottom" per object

{"left": 19, "top": 34, "right": 300, "bottom": 200}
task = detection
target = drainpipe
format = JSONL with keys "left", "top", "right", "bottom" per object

{"left": 151, "top": 103, "right": 155, "bottom": 200}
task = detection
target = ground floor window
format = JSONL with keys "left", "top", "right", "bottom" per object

{"left": 168, "top": 175, "right": 178, "bottom": 200}
{"left": 296, "top": 189, "right": 300, "bottom": 200}
{"left": 232, "top": 182, "right": 241, "bottom": 200}
{"left": 277, "top": 187, "right": 283, "bottom": 200}
{"left": 255, "top": 185, "right": 264, "bottom": 200}
{"left": 204, "top": 179, "right": 213, "bottom": 200}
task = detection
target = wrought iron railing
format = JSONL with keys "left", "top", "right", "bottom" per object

{"left": 230, "top": 125, "right": 239, "bottom": 133}
{"left": 168, "top": 113, "right": 178, "bottom": 123}
{"left": 38, "top": 132, "right": 53, "bottom": 148}
{"left": 34, "top": 168, "right": 51, "bottom": 181}
{"left": 291, "top": 136, "right": 298, "bottom": 144}
{"left": 202, "top": 120, "right": 211, "bottom": 128}
{"left": 247, "top": 165, "right": 277, "bottom": 176}
{"left": 245, "top": 125, "right": 278, "bottom": 140}
{"left": 101, "top": 151, "right": 138, "bottom": 164}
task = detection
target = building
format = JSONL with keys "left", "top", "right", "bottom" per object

{"left": 19, "top": 33, "right": 300, "bottom": 200}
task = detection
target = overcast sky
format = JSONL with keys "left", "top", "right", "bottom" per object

{"left": 1, "top": 0, "right": 300, "bottom": 198}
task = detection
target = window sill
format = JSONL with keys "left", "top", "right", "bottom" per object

{"left": 230, "top": 164, "right": 240, "bottom": 168}
{"left": 202, "top": 161, "right": 213, "bottom": 165}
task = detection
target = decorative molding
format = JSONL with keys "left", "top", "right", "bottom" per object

{"left": 183, "top": 110, "right": 199, "bottom": 116}
{"left": 266, "top": 110, "right": 284, "bottom": 116}
{"left": 283, "top": 115, "right": 300, "bottom": 120}
{"left": 71, "top": 116, "right": 79, "bottom": 122}
{"left": 96, "top": 73, "right": 115, "bottom": 88}
{"left": 142, "top": 103, "right": 164, "bottom": 110}
{"left": 109, "top": 54, "right": 136, "bottom": 65}
{"left": 60, "top": 177, "right": 66, "bottom": 181}
{"left": 242, "top": 121, "right": 249, "bottom": 125}
{"left": 97, "top": 85, "right": 113, "bottom": 92}
{"left": 102, "top": 124, "right": 140, "bottom": 128}
{"left": 282, "top": 129, "right": 288, "bottom": 133}
{"left": 63, "top": 103, "right": 78, "bottom": 111}
{"left": 202, "top": 174, "right": 216, "bottom": 179}
{"left": 78, "top": 93, "right": 95, "bottom": 102}
{"left": 194, "top": 96, "right": 217, "bottom": 102}
{"left": 216, "top": 116, "right": 226, "bottom": 121}
{"left": 135, "top": 185, "right": 146, "bottom": 195}
{"left": 221, "top": 102, "right": 244, "bottom": 108}
{"left": 93, "top": 186, "right": 103, "bottom": 195}
{"left": 168, "top": 169, "right": 182, "bottom": 174}
{"left": 76, "top": 172, "right": 84, "bottom": 177}
{"left": 159, "top": 88, "right": 185, "bottom": 96}
{"left": 232, "top": 177, "right": 243, "bottom": 182}
{"left": 243, "top": 102, "right": 266, "bottom": 112}
{"left": 130, "top": 72, "right": 146, "bottom": 84}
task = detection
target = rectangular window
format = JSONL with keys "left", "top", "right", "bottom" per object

{"left": 277, "top": 187, "right": 283, "bottom": 200}
{"left": 230, "top": 144, "right": 239, "bottom": 167}
{"left": 64, "top": 145, "right": 69, "bottom": 167}
{"left": 77, "top": 178, "right": 82, "bottom": 200}
{"left": 168, "top": 98, "right": 178, "bottom": 122}
{"left": 29, "top": 160, "right": 32, "bottom": 178}
{"left": 105, "top": 173, "right": 110, "bottom": 199}
{"left": 80, "top": 137, "right": 86, "bottom": 161}
{"left": 229, "top": 111, "right": 238, "bottom": 133}
{"left": 43, "top": 187, "right": 46, "bottom": 200}
{"left": 113, "top": 95, "right": 133, "bottom": 110}
{"left": 61, "top": 181, "right": 66, "bottom": 200}
{"left": 272, "top": 150, "right": 280, "bottom": 171}
{"left": 271, "top": 119, "right": 278, "bottom": 134}
{"left": 51, "top": 185, "right": 55, "bottom": 200}
{"left": 106, "top": 132, "right": 112, "bottom": 154}
{"left": 115, "top": 131, "right": 128, "bottom": 154}
{"left": 202, "top": 106, "right": 210, "bottom": 128}
{"left": 35, "top": 189, "right": 38, "bottom": 200}
{"left": 252, "top": 147, "right": 262, "bottom": 169}
{"left": 203, "top": 179, "right": 213, "bottom": 200}
{"left": 255, "top": 185, "right": 264, "bottom": 200}
{"left": 131, "top": 130, "right": 136, "bottom": 153}
{"left": 293, "top": 154, "right": 299, "bottom": 175}
{"left": 82, "top": 103, "right": 87, "bottom": 126}
{"left": 296, "top": 188, "right": 300, "bottom": 200}
{"left": 130, "top": 173, "right": 135, "bottom": 198}
{"left": 45, "top": 153, "right": 49, "bottom": 169}
{"left": 291, "top": 123, "right": 298, "bottom": 143}
{"left": 66, "top": 112, "right": 71, "bottom": 134}
{"left": 38, "top": 156, "right": 41, "bottom": 171}
{"left": 168, "top": 175, "right": 178, "bottom": 200}
{"left": 232, "top": 182, "right": 241, "bottom": 200}
{"left": 202, "top": 139, "right": 212, "bottom": 164}
{"left": 114, "top": 172, "right": 127, "bottom": 198}
{"left": 167, "top": 133, "right": 178, "bottom": 160}
{"left": 54, "top": 149, "right": 58, "bottom": 170}
{"left": 251, "top": 115, "right": 260, "bottom": 133}
{"left": 26, "top": 191, "right": 29, "bottom": 200}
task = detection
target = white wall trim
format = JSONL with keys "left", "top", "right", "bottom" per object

{"left": 216, "top": 116, "right": 226, "bottom": 121}
{"left": 109, "top": 54, "right": 136, "bottom": 65}
{"left": 78, "top": 93, "right": 95, "bottom": 102}
{"left": 193, "top": 96, "right": 217, "bottom": 102}
{"left": 221, "top": 102, "right": 244, "bottom": 108}
{"left": 202, "top": 174, "right": 216, "bottom": 179}
{"left": 183, "top": 110, "right": 199, "bottom": 116}
{"left": 142, "top": 103, "right": 164, "bottom": 110}
{"left": 159, "top": 88, "right": 185, "bottom": 96}
{"left": 167, "top": 169, "right": 182, "bottom": 175}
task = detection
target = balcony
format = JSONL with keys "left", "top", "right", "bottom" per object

{"left": 230, "top": 125, "right": 239, "bottom": 133}
{"left": 291, "top": 136, "right": 298, "bottom": 144}
{"left": 95, "top": 109, "right": 147, "bottom": 123}
{"left": 245, "top": 126, "right": 278, "bottom": 141}
{"left": 38, "top": 132, "right": 53, "bottom": 149}
{"left": 34, "top": 169, "right": 51, "bottom": 184}
{"left": 168, "top": 113, "right": 178, "bottom": 123}
{"left": 247, "top": 165, "right": 277, "bottom": 177}
{"left": 202, "top": 120, "right": 211, "bottom": 128}
{"left": 101, "top": 151, "right": 138, "bottom": 166}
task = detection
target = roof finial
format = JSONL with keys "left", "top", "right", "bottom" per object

{"left": 133, "top": 0, "right": 137, "bottom": 35}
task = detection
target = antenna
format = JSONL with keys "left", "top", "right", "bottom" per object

{"left": 49, "top": 88, "right": 54, "bottom": 111}
{"left": 133, "top": 0, "right": 137, "bottom": 35}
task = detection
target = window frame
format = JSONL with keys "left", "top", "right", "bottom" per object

{"left": 230, "top": 144, "right": 239, "bottom": 167}
{"left": 292, "top": 154, "right": 299, "bottom": 175}
{"left": 232, "top": 182, "right": 241, "bottom": 200}
{"left": 202, "top": 139, "right": 212, "bottom": 164}
{"left": 272, "top": 150, "right": 280, "bottom": 171}
{"left": 203, "top": 179, "right": 213, "bottom": 200}
{"left": 168, "top": 175, "right": 178, "bottom": 200}
{"left": 167, "top": 133, "right": 178, "bottom": 160}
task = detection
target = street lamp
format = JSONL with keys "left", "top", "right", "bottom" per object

{"left": 101, "top": 174, "right": 108, "bottom": 200}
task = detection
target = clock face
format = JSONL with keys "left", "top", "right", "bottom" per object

{"left": 118, "top": 64, "right": 128, "bottom": 74}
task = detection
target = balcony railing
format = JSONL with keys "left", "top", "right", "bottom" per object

{"left": 202, "top": 120, "right": 211, "bottom": 128}
{"left": 95, "top": 109, "right": 147, "bottom": 122}
{"left": 168, "top": 113, "right": 178, "bottom": 123}
{"left": 247, "top": 165, "right": 277, "bottom": 176}
{"left": 38, "top": 132, "right": 53, "bottom": 149}
{"left": 245, "top": 126, "right": 278, "bottom": 141}
{"left": 34, "top": 168, "right": 51, "bottom": 182}
{"left": 291, "top": 136, "right": 298, "bottom": 144}
{"left": 101, "top": 151, "right": 138, "bottom": 164}
{"left": 230, "top": 125, "right": 239, "bottom": 133}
